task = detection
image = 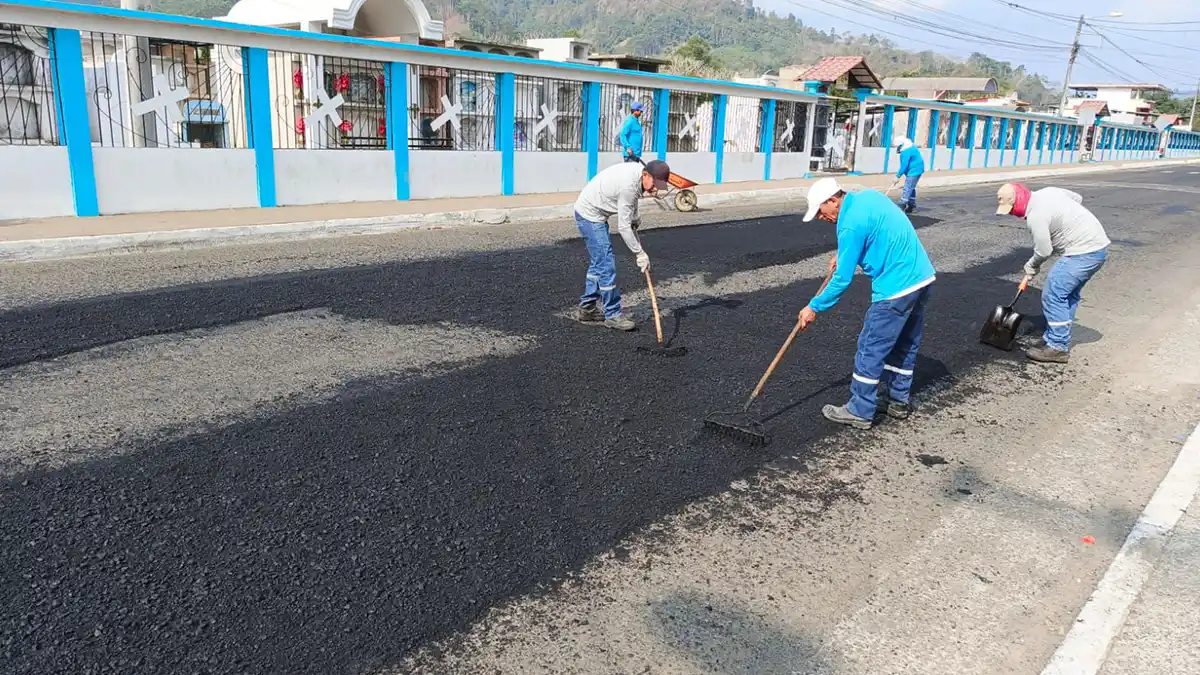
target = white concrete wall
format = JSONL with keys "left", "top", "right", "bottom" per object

{"left": 409, "top": 151, "right": 502, "bottom": 199}
{"left": 666, "top": 152, "right": 716, "bottom": 185}
{"left": 94, "top": 148, "right": 259, "bottom": 215}
{"left": 770, "top": 152, "right": 809, "bottom": 180}
{"left": 854, "top": 147, "right": 886, "bottom": 174}
{"left": 597, "top": 152, "right": 629, "bottom": 173}
{"left": 0, "top": 146, "right": 75, "bottom": 220}
{"left": 721, "top": 152, "right": 764, "bottom": 183}
{"left": 514, "top": 152, "right": 587, "bottom": 195}
{"left": 928, "top": 145, "right": 951, "bottom": 171}
{"left": 274, "top": 151, "right": 396, "bottom": 206}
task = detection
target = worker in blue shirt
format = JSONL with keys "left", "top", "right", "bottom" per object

{"left": 894, "top": 136, "right": 925, "bottom": 214}
{"left": 619, "top": 101, "right": 646, "bottom": 162}
{"left": 798, "top": 177, "right": 937, "bottom": 430}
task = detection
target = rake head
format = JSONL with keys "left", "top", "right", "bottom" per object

{"left": 636, "top": 344, "right": 689, "bottom": 358}
{"left": 702, "top": 410, "right": 770, "bottom": 446}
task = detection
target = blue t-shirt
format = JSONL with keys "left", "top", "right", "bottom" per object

{"left": 809, "top": 190, "right": 936, "bottom": 312}
{"left": 619, "top": 115, "right": 644, "bottom": 157}
{"left": 896, "top": 146, "right": 925, "bottom": 178}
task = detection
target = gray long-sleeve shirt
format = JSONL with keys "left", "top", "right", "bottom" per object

{"left": 1023, "top": 187, "right": 1111, "bottom": 275}
{"left": 573, "top": 162, "right": 645, "bottom": 255}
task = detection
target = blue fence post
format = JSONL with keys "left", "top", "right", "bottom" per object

{"left": 982, "top": 116, "right": 993, "bottom": 167}
{"left": 1011, "top": 120, "right": 1024, "bottom": 166}
{"left": 997, "top": 118, "right": 1009, "bottom": 167}
{"left": 48, "top": 28, "right": 99, "bottom": 217}
{"left": 948, "top": 111, "right": 959, "bottom": 170}
{"left": 497, "top": 72, "right": 516, "bottom": 196}
{"left": 1069, "top": 125, "right": 1078, "bottom": 163}
{"left": 1036, "top": 122, "right": 1045, "bottom": 164}
{"left": 761, "top": 99, "right": 776, "bottom": 181}
{"left": 906, "top": 107, "right": 918, "bottom": 141}
{"left": 583, "top": 81, "right": 601, "bottom": 179}
{"left": 712, "top": 94, "right": 727, "bottom": 184}
{"left": 384, "top": 61, "right": 409, "bottom": 201}
{"left": 653, "top": 88, "right": 670, "bottom": 161}
{"left": 966, "top": 114, "right": 977, "bottom": 169}
{"left": 881, "top": 105, "right": 895, "bottom": 174}
{"left": 1047, "top": 124, "right": 1058, "bottom": 164}
{"left": 927, "top": 109, "right": 940, "bottom": 171}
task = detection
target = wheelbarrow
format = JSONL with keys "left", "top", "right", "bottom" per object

{"left": 655, "top": 172, "right": 699, "bottom": 212}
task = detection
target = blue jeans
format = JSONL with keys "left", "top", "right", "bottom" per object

{"left": 900, "top": 174, "right": 921, "bottom": 208}
{"left": 623, "top": 154, "right": 642, "bottom": 163}
{"left": 1042, "top": 248, "right": 1107, "bottom": 352}
{"left": 576, "top": 212, "right": 622, "bottom": 318}
{"left": 847, "top": 284, "right": 932, "bottom": 420}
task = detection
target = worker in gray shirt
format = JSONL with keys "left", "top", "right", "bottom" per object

{"left": 572, "top": 159, "right": 672, "bottom": 330}
{"left": 996, "top": 183, "right": 1111, "bottom": 364}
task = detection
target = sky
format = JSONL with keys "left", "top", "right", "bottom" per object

{"left": 755, "top": 0, "right": 1200, "bottom": 93}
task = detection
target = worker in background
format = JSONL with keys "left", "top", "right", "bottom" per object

{"left": 619, "top": 101, "right": 646, "bottom": 162}
{"left": 894, "top": 136, "right": 925, "bottom": 214}
{"left": 797, "top": 177, "right": 937, "bottom": 430}
{"left": 995, "top": 183, "right": 1110, "bottom": 364}
{"left": 572, "top": 160, "right": 672, "bottom": 331}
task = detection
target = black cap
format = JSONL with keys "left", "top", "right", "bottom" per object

{"left": 643, "top": 159, "right": 672, "bottom": 188}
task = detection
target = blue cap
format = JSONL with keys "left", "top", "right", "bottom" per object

{"left": 630, "top": 101, "right": 644, "bottom": 112}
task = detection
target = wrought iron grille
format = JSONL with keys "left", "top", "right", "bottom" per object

{"left": 269, "top": 50, "right": 387, "bottom": 150}
{"left": 723, "top": 96, "right": 762, "bottom": 153}
{"left": 598, "top": 82, "right": 654, "bottom": 154}
{"left": 773, "top": 101, "right": 809, "bottom": 153}
{"left": 667, "top": 90, "right": 714, "bottom": 153}
{"left": 83, "top": 31, "right": 247, "bottom": 148}
{"left": 513, "top": 75, "right": 584, "bottom": 152}
{"left": 0, "top": 23, "right": 57, "bottom": 145}
{"left": 410, "top": 64, "right": 497, "bottom": 151}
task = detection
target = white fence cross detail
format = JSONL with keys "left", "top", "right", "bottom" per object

{"left": 431, "top": 95, "right": 463, "bottom": 132}
{"left": 532, "top": 104, "right": 559, "bottom": 139}
{"left": 305, "top": 88, "right": 345, "bottom": 129}
{"left": 678, "top": 113, "right": 699, "bottom": 140}
{"left": 779, "top": 118, "right": 795, "bottom": 146}
{"left": 130, "top": 74, "right": 189, "bottom": 124}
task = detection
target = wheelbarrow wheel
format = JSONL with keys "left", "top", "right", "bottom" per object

{"left": 675, "top": 189, "right": 698, "bottom": 212}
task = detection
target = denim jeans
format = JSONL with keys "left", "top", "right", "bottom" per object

{"left": 576, "top": 211, "right": 622, "bottom": 318}
{"left": 847, "top": 284, "right": 933, "bottom": 420}
{"left": 1042, "top": 248, "right": 1108, "bottom": 352}
{"left": 623, "top": 154, "right": 642, "bottom": 163}
{"left": 900, "top": 174, "right": 921, "bottom": 208}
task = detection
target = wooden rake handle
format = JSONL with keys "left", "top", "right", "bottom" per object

{"left": 644, "top": 269, "right": 664, "bottom": 344}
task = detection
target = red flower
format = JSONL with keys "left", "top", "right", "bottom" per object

{"left": 336, "top": 73, "right": 350, "bottom": 93}
{"left": 377, "top": 116, "right": 386, "bottom": 137}
{"left": 377, "top": 74, "right": 386, "bottom": 95}
{"left": 294, "top": 117, "right": 305, "bottom": 134}
{"left": 338, "top": 119, "right": 353, "bottom": 133}
{"left": 292, "top": 70, "right": 303, "bottom": 88}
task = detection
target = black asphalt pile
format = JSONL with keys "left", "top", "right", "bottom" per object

{"left": 0, "top": 212, "right": 1041, "bottom": 674}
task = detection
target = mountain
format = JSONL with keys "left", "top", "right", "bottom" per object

{"left": 80, "top": 0, "right": 1057, "bottom": 103}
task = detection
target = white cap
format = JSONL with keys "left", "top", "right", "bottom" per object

{"left": 802, "top": 177, "right": 842, "bottom": 222}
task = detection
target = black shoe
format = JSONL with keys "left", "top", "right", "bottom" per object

{"left": 903, "top": 203, "right": 915, "bottom": 214}
{"left": 1025, "top": 345, "right": 1069, "bottom": 364}
{"left": 576, "top": 302, "right": 603, "bottom": 324}
{"left": 886, "top": 400, "right": 912, "bottom": 420}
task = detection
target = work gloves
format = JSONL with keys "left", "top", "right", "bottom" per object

{"left": 636, "top": 252, "right": 650, "bottom": 273}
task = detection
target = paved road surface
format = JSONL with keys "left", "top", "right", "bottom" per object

{"left": 1, "top": 168, "right": 1198, "bottom": 674}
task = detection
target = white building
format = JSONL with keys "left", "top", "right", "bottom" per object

{"left": 524, "top": 37, "right": 592, "bottom": 65}
{"left": 218, "top": 0, "right": 443, "bottom": 44}
{"left": 1065, "top": 83, "right": 1168, "bottom": 126}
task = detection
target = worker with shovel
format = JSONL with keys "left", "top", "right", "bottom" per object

{"left": 894, "top": 136, "right": 925, "bottom": 214}
{"left": 797, "top": 177, "right": 937, "bottom": 430}
{"left": 995, "top": 183, "right": 1110, "bottom": 364}
{"left": 572, "top": 159, "right": 672, "bottom": 331}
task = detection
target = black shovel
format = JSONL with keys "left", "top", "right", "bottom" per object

{"left": 979, "top": 278, "right": 1029, "bottom": 351}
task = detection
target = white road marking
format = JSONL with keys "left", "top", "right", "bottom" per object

{"left": 1160, "top": 170, "right": 1174, "bottom": 174}
{"left": 1040, "top": 418, "right": 1200, "bottom": 675}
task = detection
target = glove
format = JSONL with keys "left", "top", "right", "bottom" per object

{"left": 1023, "top": 263, "right": 1039, "bottom": 278}
{"left": 1021, "top": 273, "right": 1035, "bottom": 287}
{"left": 636, "top": 252, "right": 650, "bottom": 273}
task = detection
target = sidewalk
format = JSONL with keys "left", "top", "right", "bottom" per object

{"left": 1, "top": 158, "right": 1195, "bottom": 261}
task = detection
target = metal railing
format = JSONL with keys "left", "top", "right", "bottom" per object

{"left": 513, "top": 74, "right": 584, "bottom": 152}
{"left": 269, "top": 50, "right": 386, "bottom": 150}
{"left": 0, "top": 22, "right": 58, "bottom": 145}
{"left": 411, "top": 64, "right": 497, "bottom": 152}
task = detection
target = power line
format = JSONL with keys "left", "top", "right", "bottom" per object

{"left": 812, "top": 0, "right": 1069, "bottom": 51}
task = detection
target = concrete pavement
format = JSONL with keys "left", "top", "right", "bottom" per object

{"left": 0, "top": 167, "right": 1198, "bottom": 674}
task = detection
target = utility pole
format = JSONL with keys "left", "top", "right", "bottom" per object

{"left": 1192, "top": 77, "right": 1199, "bottom": 130}
{"left": 1058, "top": 14, "right": 1086, "bottom": 117}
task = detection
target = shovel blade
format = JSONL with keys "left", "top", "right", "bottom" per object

{"left": 979, "top": 306, "right": 1024, "bottom": 351}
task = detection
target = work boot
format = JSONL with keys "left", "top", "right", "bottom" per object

{"left": 1025, "top": 345, "right": 1069, "bottom": 364}
{"left": 903, "top": 203, "right": 916, "bottom": 214}
{"left": 1017, "top": 334, "right": 1046, "bottom": 350}
{"left": 576, "top": 301, "right": 603, "bottom": 324}
{"left": 886, "top": 399, "right": 913, "bottom": 420}
{"left": 822, "top": 404, "right": 872, "bottom": 430}
{"left": 604, "top": 314, "right": 637, "bottom": 331}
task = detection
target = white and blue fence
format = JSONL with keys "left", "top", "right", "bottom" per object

{"left": 1, "top": 0, "right": 1197, "bottom": 221}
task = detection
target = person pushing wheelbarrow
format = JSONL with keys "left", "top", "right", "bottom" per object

{"left": 797, "top": 178, "right": 937, "bottom": 430}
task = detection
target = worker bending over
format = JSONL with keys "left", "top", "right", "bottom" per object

{"left": 894, "top": 136, "right": 924, "bottom": 214}
{"left": 572, "top": 160, "right": 672, "bottom": 331}
{"left": 798, "top": 178, "right": 937, "bottom": 430}
{"left": 996, "top": 183, "right": 1110, "bottom": 364}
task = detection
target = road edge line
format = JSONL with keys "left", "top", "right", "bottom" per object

{"left": 1040, "top": 418, "right": 1200, "bottom": 675}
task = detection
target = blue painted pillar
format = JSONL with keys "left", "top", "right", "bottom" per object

{"left": 497, "top": 72, "right": 515, "bottom": 195}
{"left": 881, "top": 105, "right": 895, "bottom": 174}
{"left": 712, "top": 94, "right": 727, "bottom": 184}
{"left": 761, "top": 99, "right": 776, "bottom": 180}
{"left": 49, "top": 28, "right": 99, "bottom": 216}
{"left": 583, "top": 81, "right": 601, "bottom": 179}
{"left": 1047, "top": 124, "right": 1058, "bottom": 164}
{"left": 1010, "top": 120, "right": 1024, "bottom": 165}
{"left": 966, "top": 114, "right": 977, "bottom": 169}
{"left": 653, "top": 88, "right": 670, "bottom": 161}
{"left": 948, "top": 111, "right": 960, "bottom": 169}
{"left": 927, "top": 109, "right": 940, "bottom": 171}
{"left": 1037, "top": 122, "right": 1046, "bottom": 164}
{"left": 997, "top": 118, "right": 1009, "bottom": 167}
{"left": 385, "top": 61, "right": 409, "bottom": 200}
{"left": 982, "top": 116, "right": 993, "bottom": 167}
{"left": 241, "top": 47, "right": 276, "bottom": 208}
{"left": 906, "top": 107, "right": 918, "bottom": 141}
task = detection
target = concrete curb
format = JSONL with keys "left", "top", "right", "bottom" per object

{"left": 3, "top": 159, "right": 1197, "bottom": 262}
